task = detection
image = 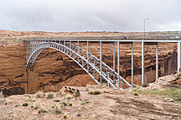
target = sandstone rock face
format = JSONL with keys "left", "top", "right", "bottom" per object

{"left": 0, "top": 42, "right": 26, "bottom": 96}
{"left": 0, "top": 30, "right": 179, "bottom": 95}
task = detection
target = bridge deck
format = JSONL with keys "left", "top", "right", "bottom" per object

{"left": 25, "top": 37, "right": 181, "bottom": 42}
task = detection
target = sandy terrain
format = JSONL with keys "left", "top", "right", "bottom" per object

{"left": 0, "top": 83, "right": 181, "bottom": 120}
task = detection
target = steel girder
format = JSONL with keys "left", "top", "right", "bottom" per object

{"left": 26, "top": 41, "right": 133, "bottom": 89}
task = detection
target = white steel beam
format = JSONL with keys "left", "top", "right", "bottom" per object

{"left": 87, "top": 41, "right": 89, "bottom": 71}
{"left": 156, "top": 43, "right": 159, "bottom": 80}
{"left": 131, "top": 42, "right": 134, "bottom": 85}
{"left": 142, "top": 41, "right": 144, "bottom": 86}
{"left": 117, "top": 41, "right": 120, "bottom": 88}
{"left": 113, "top": 42, "right": 116, "bottom": 81}
{"left": 113, "top": 42, "right": 116, "bottom": 72}
{"left": 100, "top": 41, "right": 102, "bottom": 83}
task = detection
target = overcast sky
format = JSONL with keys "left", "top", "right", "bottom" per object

{"left": 0, "top": 0, "right": 181, "bottom": 32}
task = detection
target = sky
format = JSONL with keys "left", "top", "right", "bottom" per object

{"left": 0, "top": 0, "right": 181, "bottom": 32}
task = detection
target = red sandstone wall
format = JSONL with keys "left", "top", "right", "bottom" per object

{"left": 0, "top": 30, "right": 179, "bottom": 95}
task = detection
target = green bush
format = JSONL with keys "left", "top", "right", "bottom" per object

{"left": 60, "top": 102, "right": 68, "bottom": 108}
{"left": 63, "top": 114, "right": 67, "bottom": 119}
{"left": 88, "top": 90, "right": 101, "bottom": 95}
{"left": 133, "top": 91, "right": 138, "bottom": 96}
{"left": 0, "top": 91, "right": 4, "bottom": 98}
{"left": 53, "top": 99, "right": 60, "bottom": 102}
{"left": 76, "top": 113, "right": 81, "bottom": 117}
{"left": 38, "top": 109, "right": 47, "bottom": 113}
{"left": 22, "top": 103, "right": 28, "bottom": 106}
{"left": 36, "top": 91, "right": 45, "bottom": 98}
{"left": 138, "top": 88, "right": 181, "bottom": 102}
{"left": 46, "top": 93, "right": 54, "bottom": 99}
{"left": 69, "top": 103, "right": 72, "bottom": 106}
{"left": 54, "top": 107, "right": 62, "bottom": 114}
{"left": 80, "top": 101, "right": 89, "bottom": 105}
{"left": 75, "top": 90, "right": 80, "bottom": 97}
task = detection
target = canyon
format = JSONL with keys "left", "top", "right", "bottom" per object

{"left": 0, "top": 30, "right": 179, "bottom": 95}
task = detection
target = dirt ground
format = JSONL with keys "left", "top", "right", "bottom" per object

{"left": 0, "top": 84, "right": 181, "bottom": 120}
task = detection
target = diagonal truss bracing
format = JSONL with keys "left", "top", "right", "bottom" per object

{"left": 26, "top": 41, "right": 133, "bottom": 89}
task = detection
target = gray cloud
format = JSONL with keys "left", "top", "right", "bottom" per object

{"left": 0, "top": 0, "right": 181, "bottom": 32}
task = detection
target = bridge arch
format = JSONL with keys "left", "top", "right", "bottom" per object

{"left": 26, "top": 41, "right": 132, "bottom": 89}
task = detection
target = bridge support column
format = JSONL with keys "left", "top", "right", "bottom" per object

{"left": 113, "top": 42, "right": 116, "bottom": 81}
{"left": 93, "top": 57, "right": 95, "bottom": 78}
{"left": 100, "top": 41, "right": 102, "bottom": 84}
{"left": 117, "top": 41, "right": 120, "bottom": 89}
{"left": 142, "top": 41, "right": 144, "bottom": 86}
{"left": 156, "top": 42, "right": 159, "bottom": 80}
{"left": 64, "top": 40, "right": 65, "bottom": 52}
{"left": 178, "top": 42, "right": 181, "bottom": 72}
{"left": 131, "top": 42, "right": 134, "bottom": 86}
{"left": 87, "top": 41, "right": 89, "bottom": 71}
{"left": 35, "top": 39, "right": 37, "bottom": 48}
{"left": 26, "top": 69, "right": 29, "bottom": 94}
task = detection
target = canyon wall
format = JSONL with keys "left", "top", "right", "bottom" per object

{"left": 0, "top": 31, "right": 178, "bottom": 95}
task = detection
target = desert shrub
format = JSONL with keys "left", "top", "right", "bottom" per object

{"left": 54, "top": 107, "right": 62, "bottom": 114}
{"left": 75, "top": 90, "right": 80, "bottom": 97}
{"left": 36, "top": 91, "right": 45, "bottom": 98}
{"left": 138, "top": 88, "right": 181, "bottom": 102}
{"left": 46, "top": 93, "right": 54, "bottom": 99}
{"left": 32, "top": 102, "right": 41, "bottom": 109}
{"left": 15, "top": 105, "right": 19, "bottom": 107}
{"left": 0, "top": 91, "right": 4, "bottom": 98}
{"left": 162, "top": 88, "right": 181, "bottom": 101}
{"left": 53, "top": 99, "right": 60, "bottom": 102}
{"left": 65, "top": 94, "right": 73, "bottom": 99}
{"left": 63, "top": 114, "right": 67, "bottom": 119}
{"left": 22, "top": 103, "right": 28, "bottom": 106}
{"left": 103, "top": 90, "right": 110, "bottom": 93}
{"left": 57, "top": 91, "right": 62, "bottom": 96}
{"left": 60, "top": 102, "right": 68, "bottom": 108}
{"left": 69, "top": 103, "right": 72, "bottom": 106}
{"left": 25, "top": 97, "right": 36, "bottom": 102}
{"left": 88, "top": 90, "right": 101, "bottom": 95}
{"left": 80, "top": 101, "right": 89, "bottom": 105}
{"left": 76, "top": 113, "right": 81, "bottom": 117}
{"left": 133, "top": 91, "right": 138, "bottom": 96}
{"left": 38, "top": 108, "right": 47, "bottom": 113}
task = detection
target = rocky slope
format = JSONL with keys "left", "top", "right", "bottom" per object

{"left": 0, "top": 85, "right": 181, "bottom": 120}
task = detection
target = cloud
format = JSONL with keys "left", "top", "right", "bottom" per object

{"left": 0, "top": 0, "right": 181, "bottom": 32}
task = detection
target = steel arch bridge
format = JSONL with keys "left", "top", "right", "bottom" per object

{"left": 25, "top": 37, "right": 181, "bottom": 89}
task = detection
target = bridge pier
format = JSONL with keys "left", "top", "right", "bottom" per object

{"left": 156, "top": 42, "right": 159, "bottom": 80}
{"left": 100, "top": 41, "right": 102, "bottom": 84}
{"left": 117, "top": 41, "right": 120, "bottom": 88}
{"left": 142, "top": 41, "right": 144, "bottom": 86}
{"left": 131, "top": 42, "right": 134, "bottom": 86}
{"left": 113, "top": 41, "right": 116, "bottom": 84}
